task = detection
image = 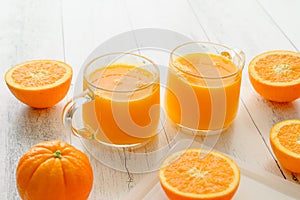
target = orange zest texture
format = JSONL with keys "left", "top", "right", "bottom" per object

{"left": 16, "top": 140, "right": 93, "bottom": 200}
{"left": 248, "top": 50, "right": 300, "bottom": 102}
{"left": 159, "top": 149, "right": 240, "bottom": 200}
{"left": 270, "top": 119, "right": 300, "bottom": 173}
{"left": 5, "top": 60, "right": 72, "bottom": 108}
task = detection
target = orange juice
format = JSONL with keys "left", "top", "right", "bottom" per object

{"left": 165, "top": 53, "right": 241, "bottom": 131}
{"left": 83, "top": 64, "right": 160, "bottom": 145}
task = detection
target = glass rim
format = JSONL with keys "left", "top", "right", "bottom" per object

{"left": 170, "top": 41, "right": 244, "bottom": 79}
{"left": 83, "top": 52, "right": 160, "bottom": 93}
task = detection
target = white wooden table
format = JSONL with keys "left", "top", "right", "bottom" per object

{"left": 1, "top": 0, "right": 300, "bottom": 199}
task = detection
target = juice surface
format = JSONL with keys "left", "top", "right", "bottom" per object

{"left": 174, "top": 53, "right": 238, "bottom": 78}
{"left": 165, "top": 53, "right": 241, "bottom": 130}
{"left": 83, "top": 64, "right": 160, "bottom": 145}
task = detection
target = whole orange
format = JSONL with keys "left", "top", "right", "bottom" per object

{"left": 16, "top": 140, "right": 93, "bottom": 200}
{"left": 5, "top": 60, "right": 72, "bottom": 108}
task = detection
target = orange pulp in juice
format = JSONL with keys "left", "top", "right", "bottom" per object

{"left": 83, "top": 64, "right": 160, "bottom": 145}
{"left": 165, "top": 53, "right": 241, "bottom": 130}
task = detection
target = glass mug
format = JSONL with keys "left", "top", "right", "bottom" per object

{"left": 164, "top": 42, "right": 245, "bottom": 134}
{"left": 63, "top": 52, "right": 160, "bottom": 147}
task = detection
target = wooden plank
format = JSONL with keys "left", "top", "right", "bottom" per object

{"left": 0, "top": 0, "right": 66, "bottom": 199}
{"left": 123, "top": 0, "right": 208, "bottom": 41}
{"left": 189, "top": 0, "right": 300, "bottom": 182}
{"left": 62, "top": 0, "right": 142, "bottom": 199}
{"left": 62, "top": 0, "right": 136, "bottom": 80}
{"left": 258, "top": 0, "right": 300, "bottom": 51}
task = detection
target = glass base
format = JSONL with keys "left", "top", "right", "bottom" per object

{"left": 93, "top": 130, "right": 155, "bottom": 149}
{"left": 177, "top": 123, "right": 229, "bottom": 136}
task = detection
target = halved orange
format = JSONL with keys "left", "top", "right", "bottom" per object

{"left": 270, "top": 119, "right": 300, "bottom": 173}
{"left": 248, "top": 50, "right": 300, "bottom": 102}
{"left": 5, "top": 60, "right": 72, "bottom": 108}
{"left": 159, "top": 148, "right": 240, "bottom": 200}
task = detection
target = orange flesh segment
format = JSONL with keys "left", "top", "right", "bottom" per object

{"left": 254, "top": 54, "right": 300, "bottom": 83}
{"left": 163, "top": 151, "right": 234, "bottom": 194}
{"left": 277, "top": 124, "right": 300, "bottom": 154}
{"left": 11, "top": 62, "right": 67, "bottom": 87}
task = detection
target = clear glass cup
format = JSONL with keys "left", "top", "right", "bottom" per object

{"left": 164, "top": 42, "right": 245, "bottom": 134}
{"left": 63, "top": 52, "right": 160, "bottom": 148}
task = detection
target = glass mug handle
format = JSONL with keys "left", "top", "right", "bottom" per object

{"left": 233, "top": 48, "right": 245, "bottom": 66}
{"left": 62, "top": 89, "right": 95, "bottom": 139}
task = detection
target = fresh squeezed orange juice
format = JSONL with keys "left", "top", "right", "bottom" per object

{"left": 83, "top": 64, "right": 160, "bottom": 145}
{"left": 165, "top": 53, "right": 242, "bottom": 131}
